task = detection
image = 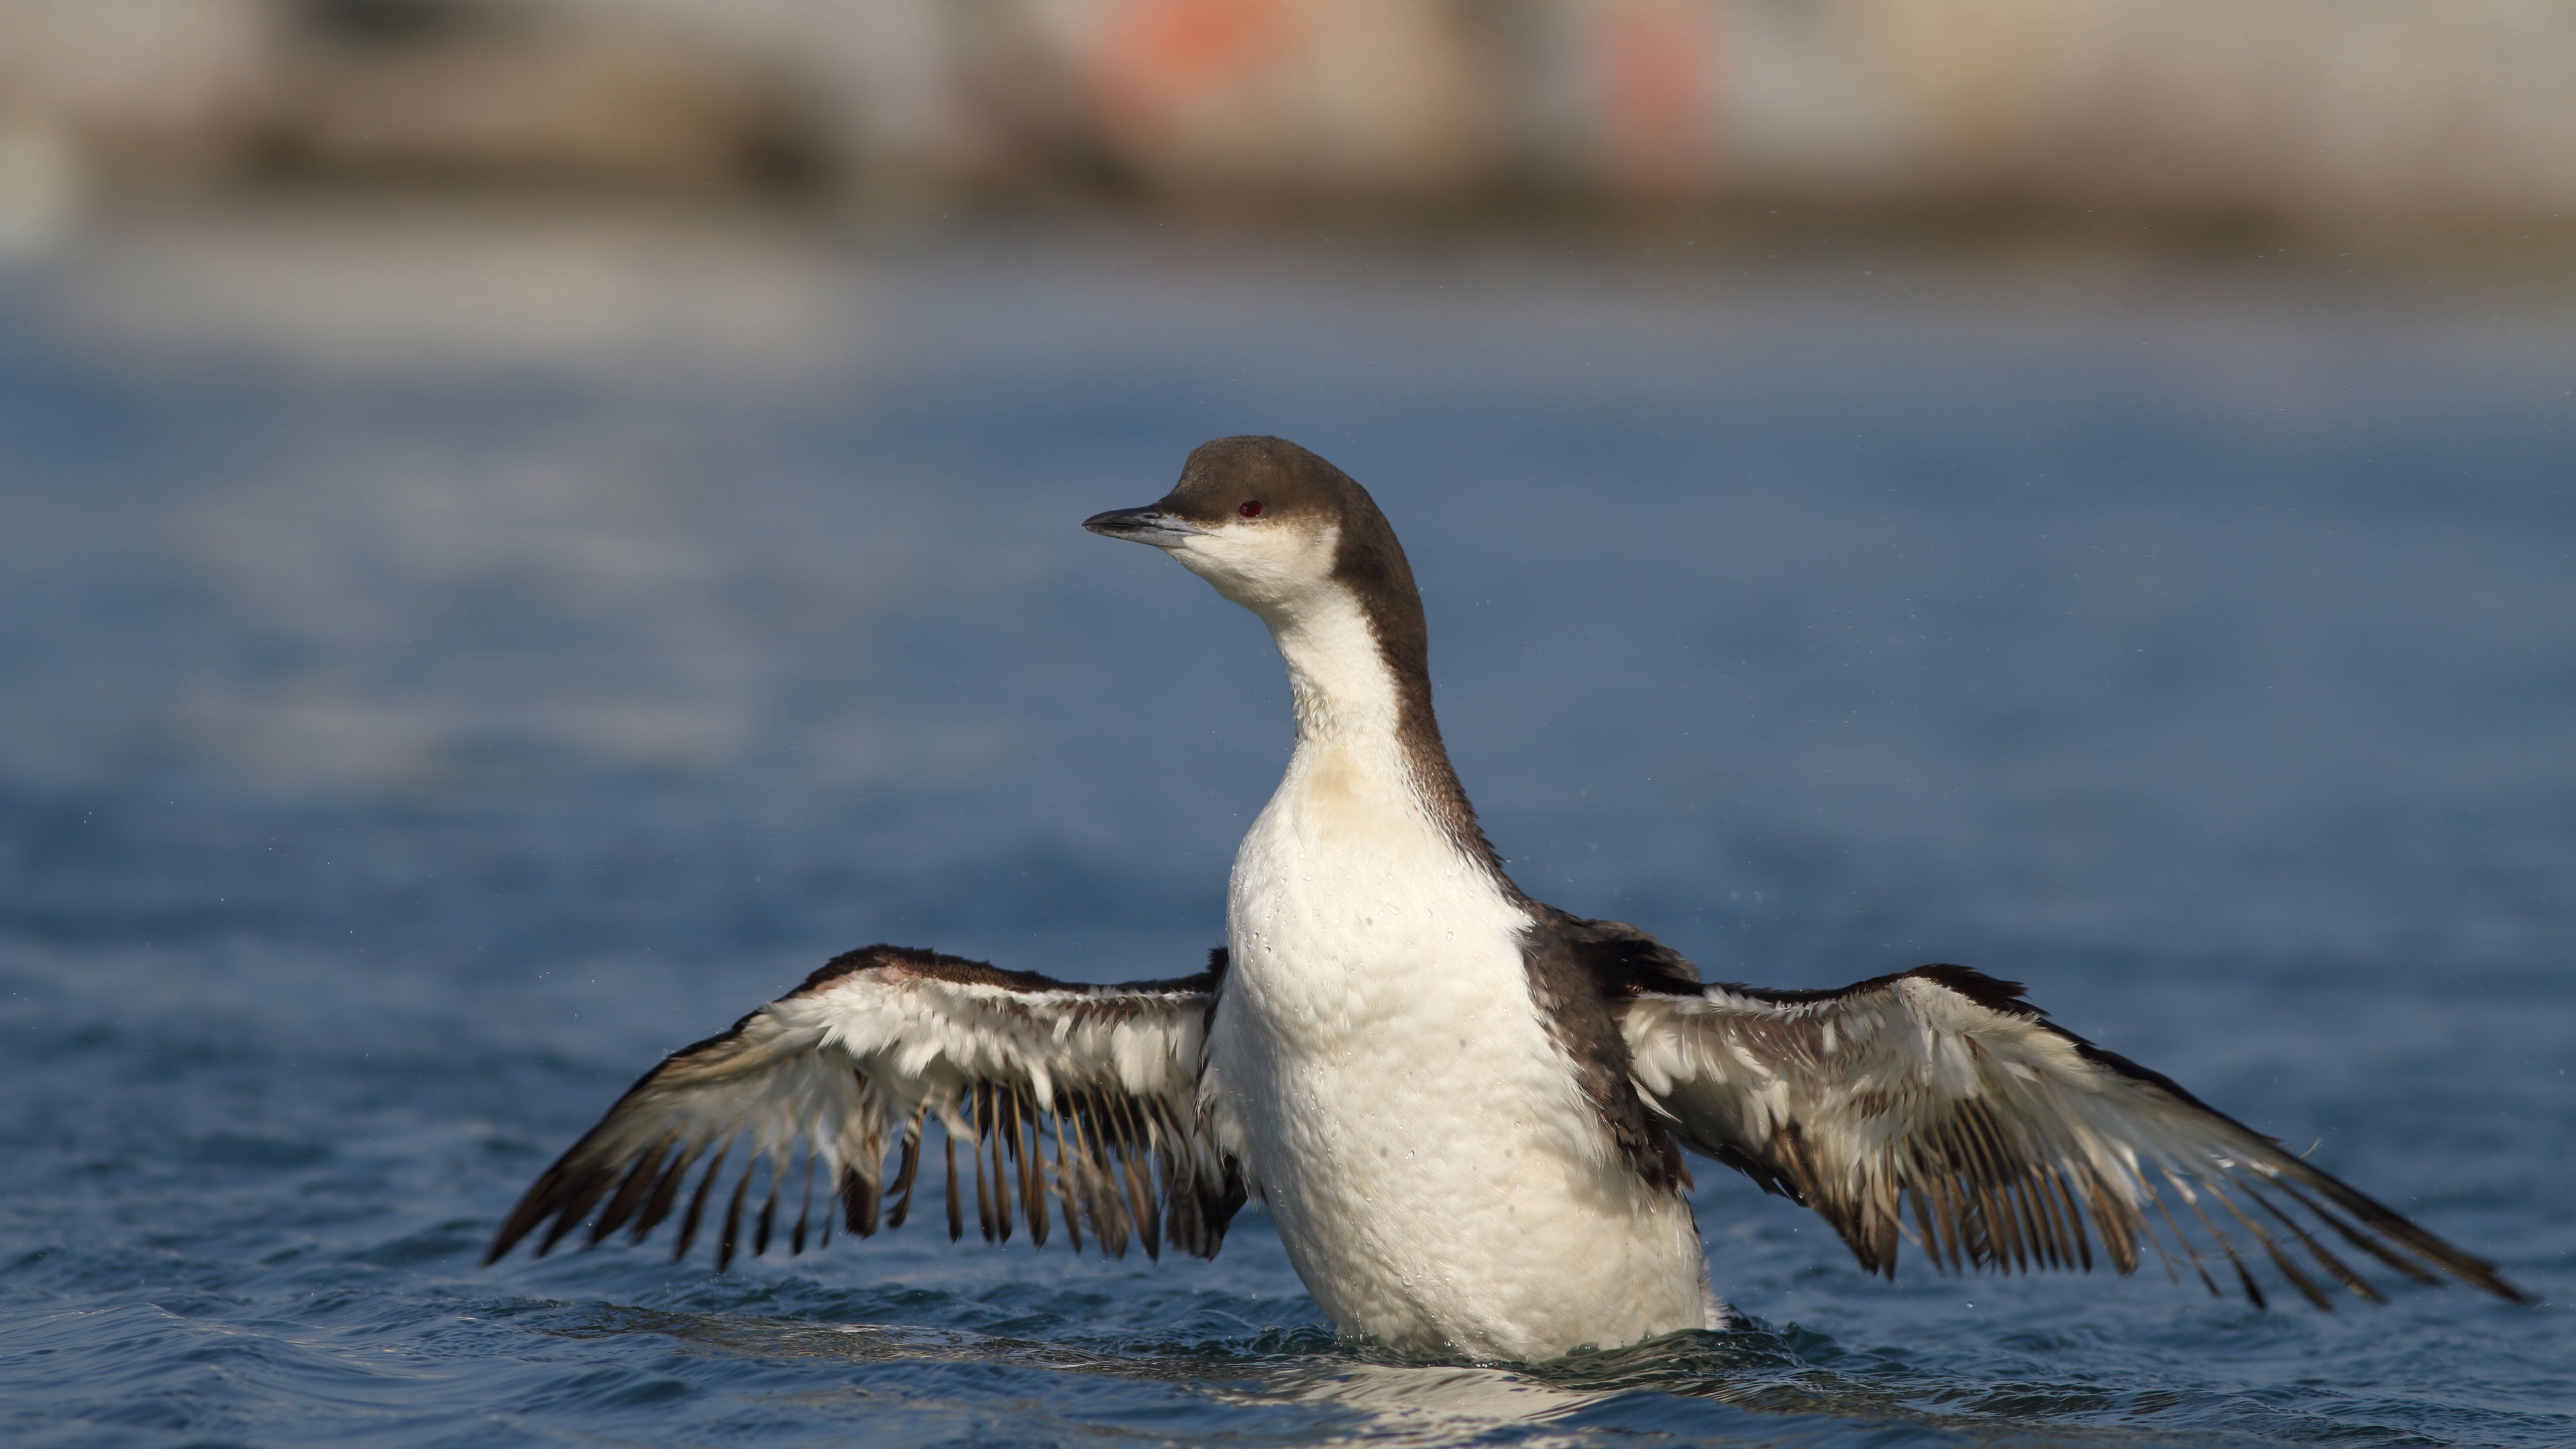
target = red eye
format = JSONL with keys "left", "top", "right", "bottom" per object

{"left": 1238, "top": 500, "right": 1263, "bottom": 517}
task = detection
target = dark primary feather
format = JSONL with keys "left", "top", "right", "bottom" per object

{"left": 486, "top": 944, "right": 1244, "bottom": 1271}
{"left": 1621, "top": 961, "right": 2528, "bottom": 1310}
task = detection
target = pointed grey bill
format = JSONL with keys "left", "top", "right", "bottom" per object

{"left": 1083, "top": 507, "right": 1210, "bottom": 549}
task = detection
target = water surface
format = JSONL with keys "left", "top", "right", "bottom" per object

{"left": 4, "top": 207, "right": 2571, "bottom": 1446}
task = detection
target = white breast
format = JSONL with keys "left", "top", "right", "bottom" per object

{"left": 1195, "top": 592, "right": 1713, "bottom": 1358}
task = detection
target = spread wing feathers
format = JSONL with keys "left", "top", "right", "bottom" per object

{"left": 1624, "top": 964, "right": 2528, "bottom": 1309}
{"left": 486, "top": 944, "right": 1246, "bottom": 1271}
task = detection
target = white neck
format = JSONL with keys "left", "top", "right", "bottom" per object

{"left": 1265, "top": 584, "right": 1403, "bottom": 751}
{"left": 1168, "top": 519, "right": 1411, "bottom": 753}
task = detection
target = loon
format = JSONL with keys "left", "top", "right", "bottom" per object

{"left": 488, "top": 435, "right": 2526, "bottom": 1360}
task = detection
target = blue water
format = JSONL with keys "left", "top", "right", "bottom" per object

{"left": 4, "top": 209, "right": 2573, "bottom": 1446}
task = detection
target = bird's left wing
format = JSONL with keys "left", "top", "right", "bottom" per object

{"left": 486, "top": 943, "right": 1244, "bottom": 1271}
{"left": 1622, "top": 963, "right": 2526, "bottom": 1309}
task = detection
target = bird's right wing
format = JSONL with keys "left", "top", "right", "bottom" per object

{"left": 486, "top": 944, "right": 1245, "bottom": 1271}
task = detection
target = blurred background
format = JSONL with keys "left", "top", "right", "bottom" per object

{"left": 8, "top": 0, "right": 2576, "bottom": 225}
{"left": 1, "top": 0, "right": 2569, "bottom": 960}
{"left": 3, "top": 5, "right": 2573, "bottom": 1447}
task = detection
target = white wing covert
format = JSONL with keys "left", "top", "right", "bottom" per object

{"left": 486, "top": 944, "right": 1245, "bottom": 1271}
{"left": 1623, "top": 963, "right": 2525, "bottom": 1309}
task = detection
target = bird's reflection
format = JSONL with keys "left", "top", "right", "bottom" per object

{"left": 1246, "top": 1356, "right": 1610, "bottom": 1436}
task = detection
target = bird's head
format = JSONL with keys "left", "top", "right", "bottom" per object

{"left": 1083, "top": 435, "right": 1413, "bottom": 627}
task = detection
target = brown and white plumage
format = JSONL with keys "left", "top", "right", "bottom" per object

{"left": 1619, "top": 960, "right": 2527, "bottom": 1309}
{"left": 486, "top": 944, "right": 1246, "bottom": 1271}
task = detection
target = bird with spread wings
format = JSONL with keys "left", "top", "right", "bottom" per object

{"left": 487, "top": 933, "right": 2524, "bottom": 1313}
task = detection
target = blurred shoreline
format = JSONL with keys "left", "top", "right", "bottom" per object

{"left": 5, "top": 0, "right": 2575, "bottom": 272}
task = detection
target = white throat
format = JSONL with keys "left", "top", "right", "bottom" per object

{"left": 1167, "top": 517, "right": 1408, "bottom": 753}
{"left": 1268, "top": 585, "right": 1404, "bottom": 751}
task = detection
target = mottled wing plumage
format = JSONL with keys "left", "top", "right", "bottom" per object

{"left": 486, "top": 944, "right": 1245, "bottom": 1270}
{"left": 1623, "top": 964, "right": 2526, "bottom": 1309}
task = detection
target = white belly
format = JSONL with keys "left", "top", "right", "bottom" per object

{"left": 1203, "top": 742, "right": 1715, "bottom": 1361}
